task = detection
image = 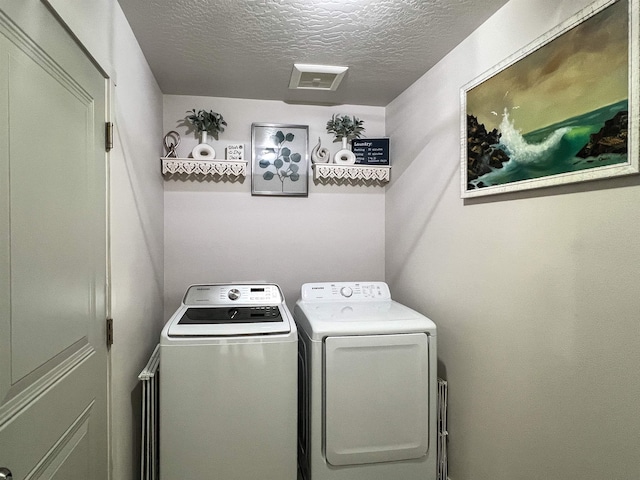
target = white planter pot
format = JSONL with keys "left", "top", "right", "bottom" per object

{"left": 192, "top": 130, "right": 216, "bottom": 159}
{"left": 333, "top": 137, "right": 356, "bottom": 165}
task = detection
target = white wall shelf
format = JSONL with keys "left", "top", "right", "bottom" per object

{"left": 312, "top": 164, "right": 391, "bottom": 185}
{"left": 161, "top": 157, "right": 247, "bottom": 179}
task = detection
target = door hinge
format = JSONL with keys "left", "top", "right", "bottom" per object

{"left": 106, "top": 318, "right": 114, "bottom": 347}
{"left": 105, "top": 122, "right": 113, "bottom": 152}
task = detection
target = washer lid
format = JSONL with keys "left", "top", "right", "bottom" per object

{"left": 167, "top": 305, "right": 292, "bottom": 336}
{"left": 179, "top": 306, "right": 282, "bottom": 324}
{"left": 165, "top": 283, "right": 293, "bottom": 337}
{"left": 167, "top": 305, "right": 291, "bottom": 337}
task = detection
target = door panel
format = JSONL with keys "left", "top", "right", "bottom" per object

{"left": 324, "top": 333, "right": 430, "bottom": 466}
{"left": 0, "top": 4, "right": 108, "bottom": 479}
{"left": 9, "top": 37, "right": 95, "bottom": 383}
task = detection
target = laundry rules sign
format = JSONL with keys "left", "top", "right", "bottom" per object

{"left": 352, "top": 138, "right": 390, "bottom": 165}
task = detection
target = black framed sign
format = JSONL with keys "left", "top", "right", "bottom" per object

{"left": 352, "top": 138, "right": 390, "bottom": 166}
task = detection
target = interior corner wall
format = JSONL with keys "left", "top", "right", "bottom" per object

{"left": 384, "top": 0, "right": 640, "bottom": 479}
{"left": 162, "top": 95, "right": 386, "bottom": 315}
{"left": 109, "top": 6, "right": 164, "bottom": 480}
{"left": 42, "top": 2, "right": 165, "bottom": 479}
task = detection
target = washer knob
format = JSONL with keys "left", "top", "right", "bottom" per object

{"left": 340, "top": 286, "right": 353, "bottom": 298}
{"left": 228, "top": 288, "right": 241, "bottom": 301}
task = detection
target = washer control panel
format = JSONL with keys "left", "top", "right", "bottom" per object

{"left": 301, "top": 282, "right": 391, "bottom": 301}
{"left": 183, "top": 284, "right": 283, "bottom": 305}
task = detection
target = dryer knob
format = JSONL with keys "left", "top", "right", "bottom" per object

{"left": 340, "top": 286, "right": 353, "bottom": 298}
{"left": 228, "top": 288, "right": 241, "bottom": 300}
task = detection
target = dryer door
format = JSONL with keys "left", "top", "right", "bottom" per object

{"left": 324, "top": 333, "right": 429, "bottom": 466}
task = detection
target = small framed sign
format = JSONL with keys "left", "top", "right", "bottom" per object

{"left": 226, "top": 143, "right": 244, "bottom": 160}
{"left": 352, "top": 138, "right": 390, "bottom": 166}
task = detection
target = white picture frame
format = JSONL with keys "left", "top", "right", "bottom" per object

{"left": 461, "top": 0, "right": 639, "bottom": 198}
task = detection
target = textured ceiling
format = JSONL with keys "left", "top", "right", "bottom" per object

{"left": 118, "top": 0, "right": 510, "bottom": 106}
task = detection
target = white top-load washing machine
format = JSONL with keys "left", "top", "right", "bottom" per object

{"left": 294, "top": 282, "right": 437, "bottom": 480}
{"left": 160, "top": 283, "right": 297, "bottom": 480}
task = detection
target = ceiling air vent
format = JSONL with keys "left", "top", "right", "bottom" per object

{"left": 289, "top": 64, "right": 348, "bottom": 91}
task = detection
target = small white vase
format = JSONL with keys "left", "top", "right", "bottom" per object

{"left": 192, "top": 130, "right": 216, "bottom": 160}
{"left": 333, "top": 136, "right": 356, "bottom": 165}
{"left": 311, "top": 137, "right": 330, "bottom": 163}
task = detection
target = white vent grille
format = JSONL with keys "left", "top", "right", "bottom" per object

{"left": 289, "top": 64, "right": 348, "bottom": 91}
{"left": 139, "top": 345, "right": 160, "bottom": 480}
{"left": 438, "top": 378, "right": 449, "bottom": 480}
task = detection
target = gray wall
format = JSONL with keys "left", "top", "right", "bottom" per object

{"left": 109, "top": 11, "right": 164, "bottom": 480}
{"left": 162, "top": 95, "right": 386, "bottom": 313}
{"left": 385, "top": 0, "right": 640, "bottom": 479}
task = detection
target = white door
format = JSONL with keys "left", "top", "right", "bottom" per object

{"left": 0, "top": 3, "right": 108, "bottom": 479}
{"left": 324, "top": 333, "right": 430, "bottom": 466}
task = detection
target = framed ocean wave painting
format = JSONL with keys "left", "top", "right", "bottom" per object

{"left": 461, "top": 0, "right": 639, "bottom": 198}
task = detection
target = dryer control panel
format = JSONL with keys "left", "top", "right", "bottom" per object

{"left": 300, "top": 282, "right": 391, "bottom": 302}
{"left": 183, "top": 283, "right": 283, "bottom": 305}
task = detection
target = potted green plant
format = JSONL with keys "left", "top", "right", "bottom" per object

{"left": 326, "top": 114, "right": 365, "bottom": 143}
{"left": 185, "top": 109, "right": 227, "bottom": 159}
{"left": 326, "top": 114, "right": 365, "bottom": 164}
{"left": 186, "top": 109, "right": 227, "bottom": 141}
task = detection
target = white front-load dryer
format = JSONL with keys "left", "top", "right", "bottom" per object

{"left": 160, "top": 283, "right": 297, "bottom": 480}
{"left": 294, "top": 282, "right": 437, "bottom": 480}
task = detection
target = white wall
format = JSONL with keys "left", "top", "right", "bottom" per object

{"left": 385, "top": 0, "right": 640, "bottom": 479}
{"left": 108, "top": 9, "right": 164, "bottom": 480}
{"left": 43, "top": 2, "right": 165, "bottom": 479}
{"left": 163, "top": 95, "right": 386, "bottom": 313}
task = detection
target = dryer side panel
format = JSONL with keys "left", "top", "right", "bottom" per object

{"left": 324, "top": 333, "right": 429, "bottom": 466}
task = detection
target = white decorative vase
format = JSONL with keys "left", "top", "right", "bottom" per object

{"left": 192, "top": 130, "right": 216, "bottom": 160}
{"left": 311, "top": 137, "right": 330, "bottom": 163}
{"left": 333, "top": 136, "right": 356, "bottom": 165}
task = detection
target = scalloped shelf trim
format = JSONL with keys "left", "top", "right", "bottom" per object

{"left": 161, "top": 158, "right": 247, "bottom": 177}
{"left": 312, "top": 164, "right": 391, "bottom": 182}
